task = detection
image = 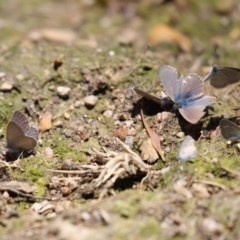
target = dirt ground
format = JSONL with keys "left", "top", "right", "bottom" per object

{"left": 1, "top": 1, "right": 240, "bottom": 239}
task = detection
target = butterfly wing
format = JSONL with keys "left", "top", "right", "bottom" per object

{"left": 14, "top": 136, "right": 37, "bottom": 151}
{"left": 204, "top": 65, "right": 240, "bottom": 88}
{"left": 179, "top": 96, "right": 215, "bottom": 124}
{"left": 220, "top": 119, "right": 240, "bottom": 142}
{"left": 159, "top": 65, "right": 179, "bottom": 101}
{"left": 6, "top": 121, "right": 25, "bottom": 149}
{"left": 160, "top": 66, "right": 204, "bottom": 105}
{"left": 178, "top": 135, "right": 197, "bottom": 161}
{"left": 134, "top": 88, "right": 162, "bottom": 105}
{"left": 10, "top": 110, "right": 29, "bottom": 133}
{"left": 26, "top": 127, "right": 39, "bottom": 143}
{"left": 178, "top": 73, "right": 204, "bottom": 101}
{"left": 179, "top": 106, "right": 206, "bottom": 124}
{"left": 7, "top": 111, "right": 38, "bottom": 151}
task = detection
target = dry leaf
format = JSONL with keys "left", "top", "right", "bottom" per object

{"left": 148, "top": 24, "right": 191, "bottom": 52}
{"left": 140, "top": 138, "right": 159, "bottom": 163}
{"left": 140, "top": 108, "right": 165, "bottom": 161}
{"left": 114, "top": 126, "right": 135, "bottom": 141}
{"left": 39, "top": 111, "right": 53, "bottom": 132}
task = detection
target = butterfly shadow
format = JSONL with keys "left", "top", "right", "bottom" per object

{"left": 204, "top": 115, "right": 240, "bottom": 133}
{"left": 131, "top": 98, "right": 217, "bottom": 140}
{"left": 131, "top": 97, "right": 174, "bottom": 117}
{"left": 5, "top": 149, "right": 36, "bottom": 162}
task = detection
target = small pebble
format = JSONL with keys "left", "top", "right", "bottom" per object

{"left": 62, "top": 129, "right": 72, "bottom": 138}
{"left": 84, "top": 95, "right": 98, "bottom": 109}
{"left": 44, "top": 147, "right": 54, "bottom": 158}
{"left": 3, "top": 191, "right": 10, "bottom": 199}
{"left": 15, "top": 74, "right": 24, "bottom": 81}
{"left": 54, "top": 120, "right": 63, "bottom": 127}
{"left": 61, "top": 186, "right": 72, "bottom": 197}
{"left": 61, "top": 159, "right": 74, "bottom": 170}
{"left": 64, "top": 112, "right": 70, "bottom": 119}
{"left": 125, "top": 136, "right": 134, "bottom": 148}
{"left": 6, "top": 207, "right": 19, "bottom": 218}
{"left": 103, "top": 110, "right": 113, "bottom": 118}
{"left": 81, "top": 211, "right": 91, "bottom": 221}
{"left": 108, "top": 50, "right": 115, "bottom": 56}
{"left": 176, "top": 131, "right": 185, "bottom": 138}
{"left": 0, "top": 81, "right": 14, "bottom": 91}
{"left": 0, "top": 72, "right": 6, "bottom": 78}
{"left": 74, "top": 100, "right": 83, "bottom": 108}
{"left": 57, "top": 86, "right": 71, "bottom": 99}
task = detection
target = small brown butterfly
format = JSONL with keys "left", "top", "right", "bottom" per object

{"left": 7, "top": 110, "right": 39, "bottom": 152}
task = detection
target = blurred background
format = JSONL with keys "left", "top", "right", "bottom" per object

{"left": 0, "top": 0, "right": 240, "bottom": 67}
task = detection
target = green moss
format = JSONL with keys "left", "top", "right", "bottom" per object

{"left": 138, "top": 218, "right": 161, "bottom": 237}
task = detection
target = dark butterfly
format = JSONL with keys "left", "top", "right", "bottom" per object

{"left": 134, "top": 87, "right": 164, "bottom": 105}
{"left": 220, "top": 119, "right": 240, "bottom": 142}
{"left": 7, "top": 110, "right": 39, "bottom": 152}
{"left": 203, "top": 65, "right": 240, "bottom": 88}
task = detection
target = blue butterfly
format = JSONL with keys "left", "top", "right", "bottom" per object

{"left": 159, "top": 65, "right": 215, "bottom": 124}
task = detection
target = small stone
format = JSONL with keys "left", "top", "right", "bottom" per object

{"left": 61, "top": 187, "right": 72, "bottom": 197}
{"left": 81, "top": 211, "right": 91, "bottom": 221}
{"left": 103, "top": 110, "right": 113, "bottom": 118}
{"left": 84, "top": 95, "right": 98, "bottom": 109}
{"left": 0, "top": 72, "right": 6, "bottom": 78}
{"left": 3, "top": 191, "right": 9, "bottom": 199}
{"left": 176, "top": 131, "right": 184, "bottom": 138}
{"left": 15, "top": 74, "right": 24, "bottom": 81}
{"left": 74, "top": 100, "right": 83, "bottom": 108}
{"left": 124, "top": 136, "right": 134, "bottom": 148}
{"left": 6, "top": 207, "right": 19, "bottom": 218}
{"left": 61, "top": 159, "right": 74, "bottom": 170}
{"left": 54, "top": 120, "right": 63, "bottom": 127}
{"left": 64, "top": 112, "right": 70, "bottom": 119}
{"left": 0, "top": 81, "right": 14, "bottom": 91}
{"left": 108, "top": 50, "right": 115, "bottom": 56}
{"left": 44, "top": 147, "right": 54, "bottom": 158}
{"left": 62, "top": 129, "right": 72, "bottom": 138}
{"left": 57, "top": 86, "right": 71, "bottom": 99}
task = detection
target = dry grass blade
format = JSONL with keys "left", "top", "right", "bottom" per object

{"left": 48, "top": 138, "right": 154, "bottom": 199}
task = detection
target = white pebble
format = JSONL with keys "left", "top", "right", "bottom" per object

{"left": 84, "top": 95, "right": 98, "bottom": 108}
{"left": 176, "top": 131, "right": 185, "bottom": 138}
{"left": 103, "top": 110, "right": 113, "bottom": 118}
{"left": 57, "top": 86, "right": 71, "bottom": 98}
{"left": 44, "top": 147, "right": 54, "bottom": 158}
{"left": 0, "top": 81, "right": 14, "bottom": 91}
{"left": 108, "top": 50, "right": 115, "bottom": 56}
